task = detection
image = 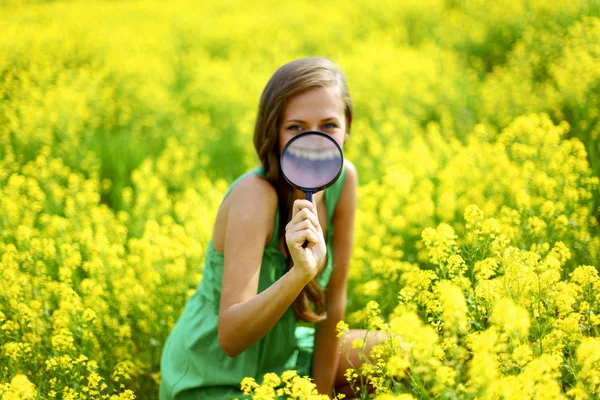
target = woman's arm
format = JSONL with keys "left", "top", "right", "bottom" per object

{"left": 313, "top": 161, "right": 358, "bottom": 397}
{"left": 217, "top": 176, "right": 325, "bottom": 357}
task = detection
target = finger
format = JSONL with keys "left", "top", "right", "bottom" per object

{"left": 300, "top": 229, "right": 318, "bottom": 249}
{"left": 286, "top": 219, "right": 318, "bottom": 236}
{"left": 287, "top": 213, "right": 321, "bottom": 237}
{"left": 292, "top": 199, "right": 317, "bottom": 218}
{"left": 289, "top": 207, "right": 321, "bottom": 231}
{"left": 287, "top": 229, "right": 319, "bottom": 249}
{"left": 286, "top": 224, "right": 318, "bottom": 242}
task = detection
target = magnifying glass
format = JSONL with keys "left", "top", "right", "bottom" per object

{"left": 281, "top": 131, "right": 344, "bottom": 248}
{"left": 280, "top": 131, "right": 344, "bottom": 203}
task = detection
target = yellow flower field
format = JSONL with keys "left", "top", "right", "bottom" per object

{"left": 1, "top": 0, "right": 599, "bottom": 398}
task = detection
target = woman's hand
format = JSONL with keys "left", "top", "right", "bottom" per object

{"left": 285, "top": 199, "right": 326, "bottom": 281}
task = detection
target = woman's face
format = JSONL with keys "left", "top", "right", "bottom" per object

{"left": 278, "top": 85, "right": 348, "bottom": 154}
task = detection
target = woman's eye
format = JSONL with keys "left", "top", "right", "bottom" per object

{"left": 287, "top": 125, "right": 303, "bottom": 131}
{"left": 323, "top": 123, "right": 338, "bottom": 129}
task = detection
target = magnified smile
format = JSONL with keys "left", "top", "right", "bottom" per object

{"left": 287, "top": 147, "right": 340, "bottom": 161}
{"left": 281, "top": 134, "right": 343, "bottom": 190}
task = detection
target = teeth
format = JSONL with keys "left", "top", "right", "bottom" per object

{"left": 289, "top": 148, "right": 339, "bottom": 161}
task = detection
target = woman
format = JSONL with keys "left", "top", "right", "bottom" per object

{"left": 160, "top": 57, "right": 377, "bottom": 399}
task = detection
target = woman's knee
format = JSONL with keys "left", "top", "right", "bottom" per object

{"left": 334, "top": 329, "right": 387, "bottom": 387}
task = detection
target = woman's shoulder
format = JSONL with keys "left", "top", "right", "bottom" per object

{"left": 225, "top": 171, "right": 278, "bottom": 209}
{"left": 212, "top": 171, "right": 279, "bottom": 252}
{"left": 220, "top": 171, "right": 278, "bottom": 229}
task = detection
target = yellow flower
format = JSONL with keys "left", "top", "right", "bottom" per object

{"left": 240, "top": 377, "right": 258, "bottom": 395}
{"left": 281, "top": 370, "right": 298, "bottom": 383}
{"left": 435, "top": 281, "right": 468, "bottom": 334}
{"left": 469, "top": 328, "right": 498, "bottom": 389}
{"left": 511, "top": 344, "right": 534, "bottom": 368}
{"left": 3, "top": 373, "right": 37, "bottom": 400}
{"left": 491, "top": 298, "right": 530, "bottom": 338}
{"left": 262, "top": 373, "right": 281, "bottom": 388}
{"left": 571, "top": 265, "right": 599, "bottom": 288}
{"left": 421, "top": 223, "right": 458, "bottom": 265}
{"left": 386, "top": 355, "right": 410, "bottom": 378}
{"left": 336, "top": 321, "right": 350, "bottom": 338}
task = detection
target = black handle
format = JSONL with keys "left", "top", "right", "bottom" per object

{"left": 302, "top": 191, "right": 313, "bottom": 248}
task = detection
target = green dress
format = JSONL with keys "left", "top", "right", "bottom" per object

{"left": 159, "top": 165, "right": 346, "bottom": 400}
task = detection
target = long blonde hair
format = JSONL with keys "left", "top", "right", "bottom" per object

{"left": 253, "top": 57, "right": 353, "bottom": 322}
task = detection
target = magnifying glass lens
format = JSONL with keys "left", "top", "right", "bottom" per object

{"left": 282, "top": 135, "right": 342, "bottom": 189}
{"left": 280, "top": 131, "right": 344, "bottom": 199}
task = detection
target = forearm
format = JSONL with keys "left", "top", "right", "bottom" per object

{"left": 313, "top": 301, "right": 346, "bottom": 397}
{"left": 218, "top": 266, "right": 310, "bottom": 357}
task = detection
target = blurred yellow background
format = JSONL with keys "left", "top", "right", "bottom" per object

{"left": 1, "top": 0, "right": 599, "bottom": 398}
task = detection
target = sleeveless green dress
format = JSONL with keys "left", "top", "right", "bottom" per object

{"left": 159, "top": 165, "right": 346, "bottom": 400}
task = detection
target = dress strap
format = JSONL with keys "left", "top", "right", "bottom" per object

{"left": 325, "top": 163, "right": 347, "bottom": 219}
